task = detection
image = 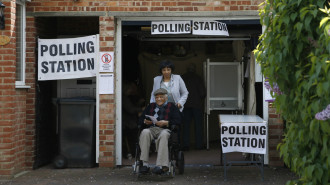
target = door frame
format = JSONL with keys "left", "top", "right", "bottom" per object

{"left": 114, "top": 16, "right": 264, "bottom": 165}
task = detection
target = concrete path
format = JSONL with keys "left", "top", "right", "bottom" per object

{"left": 0, "top": 165, "right": 297, "bottom": 185}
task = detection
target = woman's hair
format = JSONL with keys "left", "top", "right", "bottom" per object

{"left": 159, "top": 60, "right": 175, "bottom": 73}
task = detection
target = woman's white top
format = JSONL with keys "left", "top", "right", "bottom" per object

{"left": 160, "top": 81, "right": 175, "bottom": 103}
{"left": 150, "top": 74, "right": 189, "bottom": 112}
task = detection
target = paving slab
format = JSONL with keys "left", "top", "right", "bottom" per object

{"left": 0, "top": 165, "right": 297, "bottom": 185}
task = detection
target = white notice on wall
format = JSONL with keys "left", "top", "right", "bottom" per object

{"left": 99, "top": 52, "right": 114, "bottom": 72}
{"left": 99, "top": 74, "right": 114, "bottom": 94}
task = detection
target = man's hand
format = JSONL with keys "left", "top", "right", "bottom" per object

{"left": 176, "top": 103, "right": 182, "bottom": 109}
{"left": 155, "top": 120, "right": 169, "bottom": 127}
{"left": 144, "top": 119, "right": 153, "bottom": 125}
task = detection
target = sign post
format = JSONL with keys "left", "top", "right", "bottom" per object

{"left": 219, "top": 114, "right": 267, "bottom": 181}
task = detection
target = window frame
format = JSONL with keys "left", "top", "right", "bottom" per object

{"left": 15, "top": 0, "right": 27, "bottom": 88}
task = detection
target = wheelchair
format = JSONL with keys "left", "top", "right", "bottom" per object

{"left": 132, "top": 125, "right": 185, "bottom": 177}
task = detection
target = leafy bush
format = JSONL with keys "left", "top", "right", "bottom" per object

{"left": 254, "top": 1, "right": 330, "bottom": 184}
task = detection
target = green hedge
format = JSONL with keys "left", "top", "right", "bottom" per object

{"left": 254, "top": 1, "right": 330, "bottom": 184}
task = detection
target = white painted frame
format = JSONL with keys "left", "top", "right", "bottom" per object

{"left": 15, "top": 0, "right": 27, "bottom": 88}
{"left": 115, "top": 20, "right": 123, "bottom": 165}
{"left": 95, "top": 34, "right": 100, "bottom": 163}
{"left": 115, "top": 16, "right": 263, "bottom": 165}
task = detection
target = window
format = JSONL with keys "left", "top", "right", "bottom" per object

{"left": 15, "top": 0, "right": 26, "bottom": 87}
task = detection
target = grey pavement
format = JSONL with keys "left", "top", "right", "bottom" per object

{"left": 0, "top": 165, "right": 297, "bottom": 185}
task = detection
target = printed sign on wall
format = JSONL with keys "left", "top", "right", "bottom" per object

{"left": 99, "top": 74, "right": 114, "bottom": 94}
{"left": 221, "top": 122, "right": 267, "bottom": 154}
{"left": 99, "top": 52, "right": 114, "bottom": 72}
{"left": 192, "top": 21, "right": 229, "bottom": 36}
{"left": 151, "top": 20, "right": 229, "bottom": 36}
{"left": 151, "top": 21, "right": 192, "bottom": 35}
{"left": 38, "top": 35, "right": 97, "bottom": 81}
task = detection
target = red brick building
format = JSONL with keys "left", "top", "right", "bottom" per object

{"left": 0, "top": 0, "right": 283, "bottom": 178}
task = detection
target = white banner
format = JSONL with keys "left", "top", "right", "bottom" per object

{"left": 38, "top": 35, "right": 98, "bottom": 81}
{"left": 192, "top": 21, "right": 229, "bottom": 36}
{"left": 151, "top": 21, "right": 191, "bottom": 35}
{"left": 220, "top": 122, "right": 267, "bottom": 154}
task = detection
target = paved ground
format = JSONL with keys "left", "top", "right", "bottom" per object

{"left": 0, "top": 165, "right": 297, "bottom": 185}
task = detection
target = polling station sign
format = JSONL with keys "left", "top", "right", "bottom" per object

{"left": 38, "top": 35, "right": 98, "bottom": 81}
{"left": 151, "top": 20, "right": 229, "bottom": 36}
{"left": 192, "top": 21, "right": 229, "bottom": 36}
{"left": 220, "top": 122, "right": 267, "bottom": 154}
{"left": 151, "top": 21, "right": 191, "bottom": 35}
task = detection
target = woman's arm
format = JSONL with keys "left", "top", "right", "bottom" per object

{"left": 177, "top": 75, "right": 189, "bottom": 107}
{"left": 169, "top": 103, "right": 182, "bottom": 126}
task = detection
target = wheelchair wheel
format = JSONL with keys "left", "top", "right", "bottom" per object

{"left": 177, "top": 151, "right": 184, "bottom": 174}
{"left": 133, "top": 161, "right": 140, "bottom": 173}
{"left": 53, "top": 155, "right": 67, "bottom": 169}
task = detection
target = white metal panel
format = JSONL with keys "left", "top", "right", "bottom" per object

{"left": 95, "top": 34, "right": 100, "bottom": 164}
{"left": 206, "top": 62, "right": 243, "bottom": 111}
{"left": 58, "top": 78, "right": 96, "bottom": 98}
{"left": 115, "top": 19, "right": 123, "bottom": 166}
{"left": 255, "top": 57, "right": 262, "bottom": 82}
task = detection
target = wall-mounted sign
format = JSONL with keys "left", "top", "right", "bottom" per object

{"left": 38, "top": 35, "right": 98, "bottom": 81}
{"left": 192, "top": 21, "right": 229, "bottom": 36}
{"left": 99, "top": 73, "right": 114, "bottom": 94}
{"left": 151, "top": 20, "right": 229, "bottom": 36}
{"left": 0, "top": 35, "right": 10, "bottom": 45}
{"left": 151, "top": 21, "right": 191, "bottom": 35}
{"left": 99, "top": 52, "right": 114, "bottom": 72}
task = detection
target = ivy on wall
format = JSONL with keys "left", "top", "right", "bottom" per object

{"left": 254, "top": 1, "right": 330, "bottom": 184}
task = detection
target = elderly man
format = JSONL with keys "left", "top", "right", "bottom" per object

{"left": 138, "top": 88, "right": 181, "bottom": 174}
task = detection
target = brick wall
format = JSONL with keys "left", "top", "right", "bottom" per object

{"left": 25, "top": 16, "right": 36, "bottom": 169}
{"left": 1, "top": 0, "right": 285, "bottom": 178}
{"left": 268, "top": 103, "right": 284, "bottom": 166}
{"left": 24, "top": 0, "right": 267, "bottom": 169}
{"left": 98, "top": 16, "right": 115, "bottom": 167}
{"left": 13, "top": 90, "right": 27, "bottom": 174}
{"left": 27, "top": 0, "right": 263, "bottom": 12}
{"left": 0, "top": 0, "right": 28, "bottom": 178}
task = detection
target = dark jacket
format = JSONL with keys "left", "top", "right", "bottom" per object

{"left": 122, "top": 95, "right": 141, "bottom": 130}
{"left": 138, "top": 102, "right": 181, "bottom": 128}
{"left": 182, "top": 72, "right": 206, "bottom": 108}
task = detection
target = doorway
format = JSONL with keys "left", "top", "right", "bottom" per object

{"left": 119, "top": 19, "right": 262, "bottom": 166}
{"left": 34, "top": 16, "right": 99, "bottom": 168}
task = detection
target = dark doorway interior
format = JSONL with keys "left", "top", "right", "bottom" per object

{"left": 34, "top": 16, "right": 99, "bottom": 169}
{"left": 121, "top": 21, "right": 262, "bottom": 166}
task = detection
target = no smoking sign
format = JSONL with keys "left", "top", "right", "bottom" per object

{"left": 99, "top": 52, "right": 114, "bottom": 72}
{"left": 101, "top": 53, "right": 112, "bottom": 64}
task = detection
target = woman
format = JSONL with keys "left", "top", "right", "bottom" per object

{"left": 150, "top": 60, "right": 189, "bottom": 112}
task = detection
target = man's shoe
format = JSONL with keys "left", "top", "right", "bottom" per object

{"left": 139, "top": 166, "right": 150, "bottom": 173}
{"left": 152, "top": 166, "right": 169, "bottom": 175}
{"left": 162, "top": 166, "right": 169, "bottom": 173}
{"left": 152, "top": 166, "right": 162, "bottom": 174}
